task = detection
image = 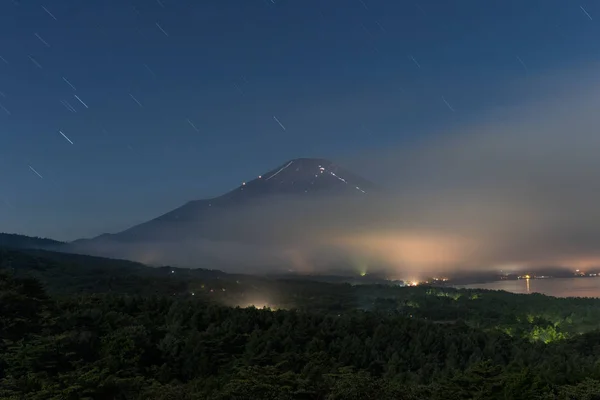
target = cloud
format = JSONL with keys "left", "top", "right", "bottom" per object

{"left": 335, "top": 63, "right": 600, "bottom": 275}
{"left": 78, "top": 63, "right": 600, "bottom": 279}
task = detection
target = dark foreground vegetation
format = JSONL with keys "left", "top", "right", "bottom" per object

{"left": 3, "top": 248, "right": 600, "bottom": 399}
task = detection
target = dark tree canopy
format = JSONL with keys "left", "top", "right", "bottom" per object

{"left": 3, "top": 248, "right": 600, "bottom": 399}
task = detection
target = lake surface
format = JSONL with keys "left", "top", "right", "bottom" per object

{"left": 457, "top": 278, "right": 600, "bottom": 298}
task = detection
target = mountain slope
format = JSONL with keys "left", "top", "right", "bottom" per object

{"left": 0, "top": 233, "right": 65, "bottom": 251}
{"left": 75, "top": 158, "right": 375, "bottom": 245}
{"left": 64, "top": 158, "right": 378, "bottom": 270}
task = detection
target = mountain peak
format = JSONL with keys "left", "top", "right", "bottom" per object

{"left": 74, "top": 157, "right": 376, "bottom": 245}
{"left": 285, "top": 157, "right": 334, "bottom": 165}
{"left": 235, "top": 157, "right": 373, "bottom": 197}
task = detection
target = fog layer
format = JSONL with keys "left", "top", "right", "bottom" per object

{"left": 77, "top": 65, "right": 600, "bottom": 279}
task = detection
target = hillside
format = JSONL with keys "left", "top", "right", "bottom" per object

{"left": 0, "top": 233, "right": 64, "bottom": 250}
{"left": 4, "top": 246, "right": 600, "bottom": 338}
{"left": 68, "top": 158, "right": 376, "bottom": 261}
{"left": 4, "top": 249, "right": 600, "bottom": 398}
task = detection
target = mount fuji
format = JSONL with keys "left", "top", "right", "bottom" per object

{"left": 67, "top": 158, "right": 378, "bottom": 268}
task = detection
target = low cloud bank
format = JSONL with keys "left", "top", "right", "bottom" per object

{"left": 78, "top": 64, "right": 600, "bottom": 279}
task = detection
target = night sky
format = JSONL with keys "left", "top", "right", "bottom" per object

{"left": 0, "top": 0, "right": 598, "bottom": 241}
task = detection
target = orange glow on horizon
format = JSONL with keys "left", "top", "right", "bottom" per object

{"left": 331, "top": 232, "right": 477, "bottom": 271}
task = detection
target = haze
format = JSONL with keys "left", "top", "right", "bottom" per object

{"left": 76, "top": 64, "right": 600, "bottom": 279}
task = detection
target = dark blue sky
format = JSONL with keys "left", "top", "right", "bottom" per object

{"left": 0, "top": 0, "right": 598, "bottom": 240}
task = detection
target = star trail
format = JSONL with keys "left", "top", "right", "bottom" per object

{"left": 0, "top": 0, "right": 597, "bottom": 240}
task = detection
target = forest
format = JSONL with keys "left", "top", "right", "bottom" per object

{"left": 2, "top": 247, "right": 600, "bottom": 399}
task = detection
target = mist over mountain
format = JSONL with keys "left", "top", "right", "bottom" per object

{"left": 67, "top": 158, "right": 381, "bottom": 274}
{"left": 65, "top": 67, "right": 600, "bottom": 279}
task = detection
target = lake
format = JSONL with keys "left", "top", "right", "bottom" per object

{"left": 457, "top": 278, "right": 600, "bottom": 298}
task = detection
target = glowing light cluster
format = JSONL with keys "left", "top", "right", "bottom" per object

{"left": 317, "top": 164, "right": 367, "bottom": 194}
